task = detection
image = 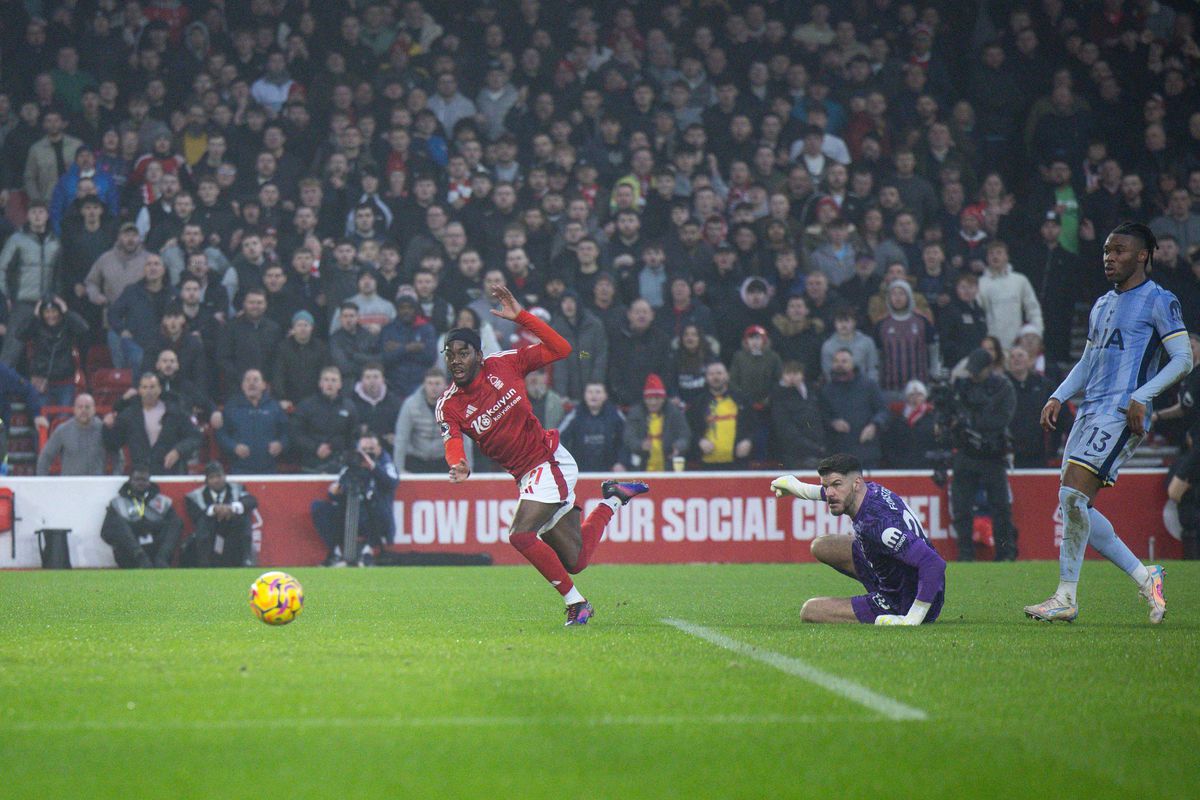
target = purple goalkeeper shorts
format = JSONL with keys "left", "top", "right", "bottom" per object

{"left": 849, "top": 540, "right": 943, "bottom": 624}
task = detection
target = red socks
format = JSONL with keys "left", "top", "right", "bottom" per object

{"left": 509, "top": 531, "right": 574, "bottom": 597}
{"left": 570, "top": 503, "right": 614, "bottom": 574}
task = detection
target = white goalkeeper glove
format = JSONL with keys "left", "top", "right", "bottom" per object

{"left": 770, "top": 475, "right": 824, "bottom": 500}
{"left": 874, "top": 600, "right": 931, "bottom": 626}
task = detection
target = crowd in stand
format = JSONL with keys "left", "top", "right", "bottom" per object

{"left": 1, "top": 0, "right": 1198, "bottom": 479}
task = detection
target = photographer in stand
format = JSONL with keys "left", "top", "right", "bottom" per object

{"left": 940, "top": 348, "right": 1018, "bottom": 562}
{"left": 309, "top": 431, "right": 399, "bottom": 567}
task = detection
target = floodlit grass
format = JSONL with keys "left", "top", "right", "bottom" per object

{"left": 1, "top": 563, "right": 1197, "bottom": 799}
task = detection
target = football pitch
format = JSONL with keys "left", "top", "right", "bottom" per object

{"left": 1, "top": 563, "right": 1197, "bottom": 799}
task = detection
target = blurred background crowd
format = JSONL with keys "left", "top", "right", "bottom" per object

{"left": 0, "top": 0, "right": 1197, "bottom": 479}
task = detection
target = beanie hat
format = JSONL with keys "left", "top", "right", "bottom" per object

{"left": 643, "top": 373, "right": 667, "bottom": 397}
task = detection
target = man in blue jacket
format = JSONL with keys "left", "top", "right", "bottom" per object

{"left": 379, "top": 293, "right": 435, "bottom": 398}
{"left": 215, "top": 368, "right": 288, "bottom": 474}
{"left": 49, "top": 145, "right": 118, "bottom": 233}
{"left": 310, "top": 432, "right": 400, "bottom": 566}
{"left": 559, "top": 382, "right": 630, "bottom": 472}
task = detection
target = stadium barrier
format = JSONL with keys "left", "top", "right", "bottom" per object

{"left": 0, "top": 470, "right": 1178, "bottom": 568}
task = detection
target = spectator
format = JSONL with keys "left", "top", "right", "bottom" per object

{"left": 215, "top": 368, "right": 288, "bottom": 475}
{"left": 771, "top": 294, "right": 826, "bottom": 382}
{"left": 947, "top": 206, "right": 991, "bottom": 274}
{"left": 624, "top": 373, "right": 691, "bottom": 471}
{"left": 23, "top": 108, "right": 82, "bottom": 204}
{"left": 19, "top": 295, "right": 87, "bottom": 408}
{"left": 273, "top": 311, "right": 333, "bottom": 411}
{"left": 412, "top": 268, "right": 455, "bottom": 335}
{"left": 49, "top": 145, "right": 118, "bottom": 232}
{"left": 874, "top": 279, "right": 939, "bottom": 396}
{"left": 770, "top": 361, "right": 826, "bottom": 470}
{"left": 353, "top": 362, "right": 403, "bottom": 451}
{"left": 1006, "top": 345, "right": 1053, "bottom": 468}
{"left": 161, "top": 221, "right": 231, "bottom": 288}
{"left": 978, "top": 240, "right": 1043, "bottom": 350}
{"left": 138, "top": 348, "right": 214, "bottom": 424}
{"left": 434, "top": 307, "right": 499, "bottom": 358}
{"left": 100, "top": 464, "right": 183, "bottom": 568}
{"left": 730, "top": 324, "right": 782, "bottom": 453}
{"left": 310, "top": 432, "right": 399, "bottom": 566}
{"left": 379, "top": 294, "right": 436, "bottom": 399}
{"left": 560, "top": 382, "right": 629, "bottom": 472}
{"left": 108, "top": 253, "right": 172, "bottom": 372}
{"left": 184, "top": 461, "right": 259, "bottom": 567}
{"left": 608, "top": 298, "right": 672, "bottom": 408}
{"left": 687, "top": 361, "right": 752, "bottom": 469}
{"left": 820, "top": 306, "right": 878, "bottom": 383}
{"left": 139, "top": 304, "right": 208, "bottom": 392}
{"left": 809, "top": 217, "right": 859, "bottom": 286}
{"left": 799, "top": 269, "right": 840, "bottom": 331}
{"left": 291, "top": 366, "right": 358, "bottom": 473}
{"left": 59, "top": 195, "right": 117, "bottom": 326}
{"left": 330, "top": 302, "right": 381, "bottom": 383}
{"left": 102, "top": 371, "right": 201, "bottom": 475}
{"left": 335, "top": 269, "right": 395, "bottom": 336}
{"left": 224, "top": 232, "right": 269, "bottom": 309}
{"left": 655, "top": 275, "right": 716, "bottom": 341}
{"left": 938, "top": 272, "right": 989, "bottom": 370}
{"left": 717, "top": 276, "right": 775, "bottom": 359}
{"left": 83, "top": 222, "right": 148, "bottom": 335}
{"left": 819, "top": 348, "right": 887, "bottom": 468}
{"left": 217, "top": 289, "right": 283, "bottom": 390}
{"left": 1151, "top": 188, "right": 1200, "bottom": 259}
{"left": 36, "top": 392, "right": 106, "bottom": 475}
{"left": 0, "top": 202, "right": 61, "bottom": 366}
{"left": 881, "top": 379, "right": 938, "bottom": 469}
{"left": 428, "top": 72, "right": 476, "bottom": 135}
{"left": 393, "top": 366, "right": 456, "bottom": 474}
{"left": 668, "top": 322, "right": 719, "bottom": 408}
{"left": 1024, "top": 211, "right": 1084, "bottom": 365}
{"left": 549, "top": 289, "right": 608, "bottom": 404}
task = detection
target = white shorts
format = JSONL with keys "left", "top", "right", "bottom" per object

{"left": 516, "top": 443, "right": 578, "bottom": 534}
{"left": 1062, "top": 411, "right": 1144, "bottom": 487}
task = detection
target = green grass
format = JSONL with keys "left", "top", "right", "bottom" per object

{"left": 1, "top": 563, "right": 1197, "bottom": 799}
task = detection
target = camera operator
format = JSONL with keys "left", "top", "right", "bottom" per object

{"left": 1166, "top": 449, "right": 1200, "bottom": 559}
{"left": 310, "top": 432, "right": 399, "bottom": 566}
{"left": 947, "top": 348, "right": 1017, "bottom": 562}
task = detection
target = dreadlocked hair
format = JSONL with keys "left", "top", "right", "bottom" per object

{"left": 1110, "top": 221, "right": 1157, "bottom": 272}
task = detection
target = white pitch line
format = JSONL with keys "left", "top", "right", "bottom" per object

{"left": 661, "top": 618, "right": 929, "bottom": 722}
{"left": 3, "top": 713, "right": 863, "bottom": 733}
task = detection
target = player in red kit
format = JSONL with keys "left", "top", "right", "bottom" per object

{"left": 437, "top": 285, "right": 649, "bottom": 625}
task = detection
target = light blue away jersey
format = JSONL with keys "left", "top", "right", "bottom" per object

{"left": 1077, "top": 279, "right": 1188, "bottom": 417}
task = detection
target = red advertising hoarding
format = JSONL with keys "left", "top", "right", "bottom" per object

{"left": 149, "top": 470, "right": 1177, "bottom": 567}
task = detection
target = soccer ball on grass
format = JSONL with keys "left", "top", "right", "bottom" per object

{"left": 249, "top": 571, "right": 304, "bottom": 625}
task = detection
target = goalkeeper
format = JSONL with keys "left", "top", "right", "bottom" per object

{"left": 771, "top": 453, "right": 946, "bottom": 625}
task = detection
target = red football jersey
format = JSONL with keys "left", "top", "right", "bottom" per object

{"left": 436, "top": 345, "right": 561, "bottom": 479}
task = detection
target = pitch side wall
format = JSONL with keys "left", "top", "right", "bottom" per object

{"left": 0, "top": 471, "right": 1178, "bottom": 568}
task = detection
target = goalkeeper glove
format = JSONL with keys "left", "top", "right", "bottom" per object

{"left": 770, "top": 475, "right": 824, "bottom": 500}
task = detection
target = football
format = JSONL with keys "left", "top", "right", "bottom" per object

{"left": 249, "top": 571, "right": 304, "bottom": 625}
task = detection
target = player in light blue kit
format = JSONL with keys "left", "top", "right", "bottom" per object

{"left": 1026, "top": 222, "right": 1193, "bottom": 624}
{"left": 772, "top": 453, "right": 946, "bottom": 625}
